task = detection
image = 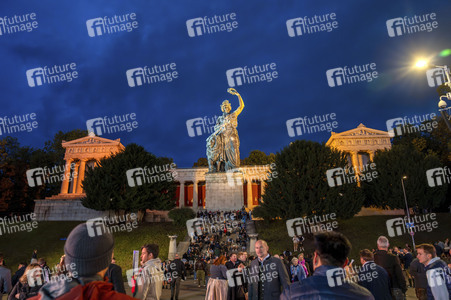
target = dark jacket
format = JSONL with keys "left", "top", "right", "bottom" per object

{"left": 409, "top": 258, "right": 428, "bottom": 289}
{"left": 374, "top": 250, "right": 407, "bottom": 293}
{"left": 12, "top": 266, "right": 27, "bottom": 288}
{"left": 0, "top": 266, "right": 12, "bottom": 294}
{"left": 424, "top": 257, "right": 451, "bottom": 300}
{"left": 225, "top": 260, "right": 238, "bottom": 270}
{"left": 357, "top": 262, "right": 391, "bottom": 300}
{"left": 8, "top": 281, "right": 43, "bottom": 300}
{"left": 247, "top": 255, "right": 290, "bottom": 300}
{"left": 281, "top": 265, "right": 374, "bottom": 300}
{"left": 402, "top": 252, "right": 413, "bottom": 270}
{"left": 168, "top": 259, "right": 186, "bottom": 281}
{"left": 106, "top": 264, "right": 126, "bottom": 294}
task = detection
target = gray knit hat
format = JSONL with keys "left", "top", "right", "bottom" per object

{"left": 64, "top": 223, "right": 114, "bottom": 277}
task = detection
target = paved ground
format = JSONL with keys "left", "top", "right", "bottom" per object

{"left": 123, "top": 275, "right": 418, "bottom": 299}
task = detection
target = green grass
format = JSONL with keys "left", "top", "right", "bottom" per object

{"left": 0, "top": 222, "right": 186, "bottom": 280}
{"left": 255, "top": 213, "right": 451, "bottom": 261}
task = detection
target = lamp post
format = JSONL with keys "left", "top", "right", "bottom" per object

{"left": 415, "top": 60, "right": 451, "bottom": 131}
{"left": 401, "top": 176, "right": 415, "bottom": 250}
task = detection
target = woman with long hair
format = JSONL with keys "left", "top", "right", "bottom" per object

{"left": 205, "top": 255, "right": 228, "bottom": 300}
{"left": 8, "top": 263, "right": 43, "bottom": 300}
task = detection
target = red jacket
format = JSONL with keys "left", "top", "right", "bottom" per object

{"left": 29, "top": 280, "right": 137, "bottom": 300}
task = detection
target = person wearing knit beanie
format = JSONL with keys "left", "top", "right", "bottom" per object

{"left": 29, "top": 223, "right": 137, "bottom": 300}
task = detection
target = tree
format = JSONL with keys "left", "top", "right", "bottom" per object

{"left": 361, "top": 144, "right": 447, "bottom": 210}
{"left": 82, "top": 143, "right": 176, "bottom": 216}
{"left": 0, "top": 137, "right": 38, "bottom": 213}
{"left": 193, "top": 157, "right": 208, "bottom": 167}
{"left": 257, "top": 140, "right": 365, "bottom": 220}
{"left": 241, "top": 150, "right": 275, "bottom": 165}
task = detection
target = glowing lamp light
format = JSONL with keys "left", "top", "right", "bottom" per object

{"left": 414, "top": 60, "right": 428, "bottom": 68}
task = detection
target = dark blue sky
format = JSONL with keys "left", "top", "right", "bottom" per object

{"left": 1, "top": 0, "right": 450, "bottom": 167}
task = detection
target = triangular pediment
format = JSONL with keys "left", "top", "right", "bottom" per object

{"left": 62, "top": 135, "right": 123, "bottom": 147}
{"left": 326, "top": 124, "right": 390, "bottom": 146}
{"left": 331, "top": 124, "right": 389, "bottom": 138}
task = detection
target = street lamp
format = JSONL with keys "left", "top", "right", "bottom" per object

{"left": 414, "top": 59, "right": 451, "bottom": 131}
{"left": 401, "top": 176, "right": 415, "bottom": 250}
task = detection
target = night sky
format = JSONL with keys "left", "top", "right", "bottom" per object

{"left": 1, "top": 0, "right": 450, "bottom": 167}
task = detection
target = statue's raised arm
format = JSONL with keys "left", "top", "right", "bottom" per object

{"left": 227, "top": 88, "right": 244, "bottom": 116}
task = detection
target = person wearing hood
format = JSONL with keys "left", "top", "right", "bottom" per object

{"left": 29, "top": 223, "right": 136, "bottom": 300}
{"left": 137, "top": 244, "right": 163, "bottom": 300}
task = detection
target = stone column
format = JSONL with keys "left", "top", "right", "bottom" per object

{"left": 179, "top": 182, "right": 185, "bottom": 208}
{"left": 368, "top": 150, "right": 375, "bottom": 161}
{"left": 168, "top": 235, "right": 177, "bottom": 260}
{"left": 260, "top": 180, "right": 267, "bottom": 200}
{"left": 351, "top": 151, "right": 359, "bottom": 171}
{"left": 248, "top": 234, "right": 258, "bottom": 255}
{"left": 60, "top": 159, "right": 73, "bottom": 194}
{"left": 193, "top": 181, "right": 198, "bottom": 211}
{"left": 69, "top": 161, "right": 80, "bottom": 194}
{"left": 246, "top": 180, "right": 253, "bottom": 209}
{"left": 75, "top": 159, "right": 87, "bottom": 194}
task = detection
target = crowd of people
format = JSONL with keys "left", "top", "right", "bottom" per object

{"left": 0, "top": 212, "right": 450, "bottom": 300}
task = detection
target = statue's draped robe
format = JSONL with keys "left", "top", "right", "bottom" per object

{"left": 215, "top": 111, "right": 240, "bottom": 170}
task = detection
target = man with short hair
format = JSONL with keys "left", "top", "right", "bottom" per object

{"left": 248, "top": 240, "right": 290, "bottom": 300}
{"left": 281, "top": 232, "right": 373, "bottom": 299}
{"left": 374, "top": 236, "right": 407, "bottom": 299}
{"left": 30, "top": 223, "right": 135, "bottom": 300}
{"left": 138, "top": 244, "right": 163, "bottom": 300}
{"left": 416, "top": 243, "right": 451, "bottom": 299}
{"left": 37, "top": 258, "right": 51, "bottom": 284}
{"left": 402, "top": 248, "right": 414, "bottom": 288}
{"left": 0, "top": 253, "right": 11, "bottom": 298}
{"left": 358, "top": 249, "right": 391, "bottom": 300}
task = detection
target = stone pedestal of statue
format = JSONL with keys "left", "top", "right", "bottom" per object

{"left": 205, "top": 172, "right": 244, "bottom": 210}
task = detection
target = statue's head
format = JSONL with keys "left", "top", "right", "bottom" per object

{"left": 221, "top": 100, "right": 232, "bottom": 114}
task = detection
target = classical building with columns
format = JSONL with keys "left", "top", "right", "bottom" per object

{"left": 34, "top": 133, "right": 125, "bottom": 220}
{"left": 326, "top": 123, "right": 391, "bottom": 172}
{"left": 34, "top": 124, "right": 394, "bottom": 220}
{"left": 173, "top": 166, "right": 269, "bottom": 210}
